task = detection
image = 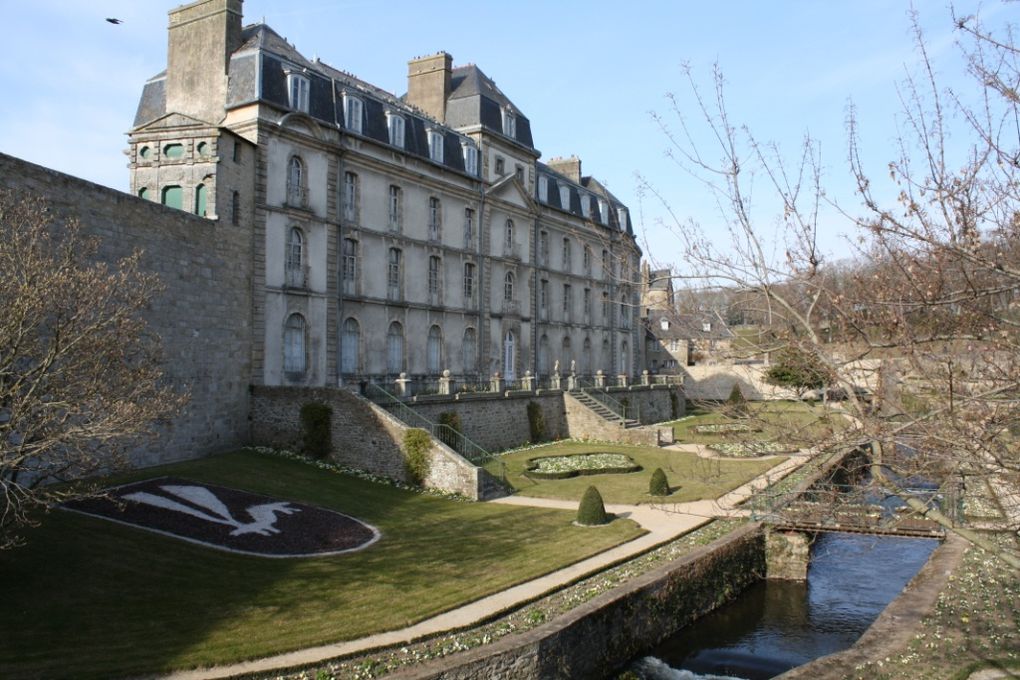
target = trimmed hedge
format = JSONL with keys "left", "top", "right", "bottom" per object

{"left": 577, "top": 486, "right": 609, "bottom": 526}
{"left": 526, "top": 400, "right": 546, "bottom": 442}
{"left": 649, "top": 467, "right": 670, "bottom": 496}
{"left": 403, "top": 428, "right": 432, "bottom": 485}
{"left": 299, "top": 402, "right": 332, "bottom": 459}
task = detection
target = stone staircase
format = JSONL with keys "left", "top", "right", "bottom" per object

{"left": 570, "top": 390, "right": 640, "bottom": 428}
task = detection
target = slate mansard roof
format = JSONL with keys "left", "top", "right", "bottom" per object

{"left": 132, "top": 21, "right": 634, "bottom": 236}
{"left": 133, "top": 24, "right": 481, "bottom": 177}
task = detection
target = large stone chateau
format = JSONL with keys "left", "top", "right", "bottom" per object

{"left": 129, "top": 0, "right": 643, "bottom": 390}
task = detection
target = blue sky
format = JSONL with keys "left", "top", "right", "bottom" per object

{"left": 0, "top": 0, "right": 1011, "bottom": 271}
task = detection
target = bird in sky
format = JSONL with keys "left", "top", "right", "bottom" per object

{"left": 105, "top": 18, "right": 123, "bottom": 25}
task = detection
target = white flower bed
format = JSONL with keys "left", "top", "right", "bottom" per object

{"left": 525, "top": 452, "right": 640, "bottom": 478}
{"left": 691, "top": 422, "right": 759, "bottom": 434}
{"left": 708, "top": 440, "right": 791, "bottom": 457}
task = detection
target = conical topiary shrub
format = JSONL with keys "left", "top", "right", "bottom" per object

{"left": 577, "top": 485, "right": 609, "bottom": 526}
{"left": 649, "top": 467, "right": 670, "bottom": 497}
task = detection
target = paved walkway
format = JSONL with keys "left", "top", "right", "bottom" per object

{"left": 166, "top": 452, "right": 809, "bottom": 680}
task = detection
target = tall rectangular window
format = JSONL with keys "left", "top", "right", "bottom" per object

{"left": 231, "top": 191, "right": 241, "bottom": 225}
{"left": 463, "top": 262, "right": 476, "bottom": 303}
{"left": 343, "top": 171, "right": 358, "bottom": 222}
{"left": 388, "top": 185, "right": 402, "bottom": 231}
{"left": 387, "top": 248, "right": 401, "bottom": 300}
{"left": 428, "top": 255, "right": 442, "bottom": 302}
{"left": 387, "top": 112, "right": 405, "bottom": 148}
{"left": 344, "top": 93, "right": 363, "bottom": 134}
{"left": 428, "top": 129, "right": 444, "bottom": 163}
{"left": 602, "top": 249, "right": 610, "bottom": 279}
{"left": 428, "top": 197, "right": 441, "bottom": 241}
{"left": 601, "top": 290, "right": 610, "bottom": 323}
{"left": 563, "top": 284, "right": 572, "bottom": 322}
{"left": 583, "top": 288, "right": 591, "bottom": 324}
{"left": 562, "top": 238, "right": 571, "bottom": 271}
{"left": 583, "top": 246, "right": 592, "bottom": 275}
{"left": 288, "top": 74, "right": 309, "bottom": 112}
{"left": 462, "top": 141, "right": 478, "bottom": 175}
{"left": 342, "top": 238, "right": 358, "bottom": 294}
{"left": 539, "top": 231, "right": 548, "bottom": 265}
{"left": 538, "top": 175, "right": 548, "bottom": 202}
{"left": 540, "top": 279, "right": 549, "bottom": 320}
{"left": 464, "top": 208, "right": 475, "bottom": 248}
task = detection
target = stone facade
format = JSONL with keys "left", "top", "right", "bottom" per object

{"left": 129, "top": 0, "right": 644, "bottom": 394}
{"left": 0, "top": 152, "right": 253, "bottom": 467}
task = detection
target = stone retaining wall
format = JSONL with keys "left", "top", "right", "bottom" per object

{"left": 250, "top": 386, "right": 482, "bottom": 498}
{"left": 389, "top": 523, "right": 766, "bottom": 680}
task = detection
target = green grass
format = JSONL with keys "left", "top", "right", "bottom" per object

{"left": 0, "top": 451, "right": 643, "bottom": 679}
{"left": 671, "top": 400, "right": 840, "bottom": 448}
{"left": 487, "top": 441, "right": 784, "bottom": 505}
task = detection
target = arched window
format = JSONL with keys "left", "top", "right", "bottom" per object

{"left": 620, "top": 340, "right": 630, "bottom": 375}
{"left": 341, "top": 317, "right": 359, "bottom": 375}
{"left": 504, "top": 271, "right": 515, "bottom": 301}
{"left": 504, "top": 219, "right": 514, "bottom": 253}
{"left": 582, "top": 337, "right": 592, "bottom": 376}
{"left": 427, "top": 325, "right": 443, "bottom": 374}
{"left": 462, "top": 327, "right": 477, "bottom": 374}
{"left": 386, "top": 321, "right": 404, "bottom": 375}
{"left": 561, "top": 336, "right": 572, "bottom": 368}
{"left": 283, "top": 314, "right": 306, "bottom": 375}
{"left": 194, "top": 183, "right": 207, "bottom": 216}
{"left": 285, "top": 227, "right": 304, "bottom": 287}
{"left": 538, "top": 334, "right": 550, "bottom": 376}
{"left": 287, "top": 156, "right": 305, "bottom": 207}
{"left": 503, "top": 330, "right": 516, "bottom": 381}
{"left": 161, "top": 185, "right": 182, "bottom": 209}
{"left": 137, "top": 187, "right": 149, "bottom": 200}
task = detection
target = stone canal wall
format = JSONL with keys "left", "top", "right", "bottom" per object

{"left": 389, "top": 523, "right": 766, "bottom": 680}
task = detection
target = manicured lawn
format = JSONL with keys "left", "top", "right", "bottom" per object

{"left": 0, "top": 450, "right": 643, "bottom": 679}
{"left": 487, "top": 441, "right": 785, "bottom": 505}
{"left": 671, "top": 400, "right": 840, "bottom": 448}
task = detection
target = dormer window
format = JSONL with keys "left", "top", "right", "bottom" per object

{"left": 501, "top": 107, "right": 516, "bottom": 138}
{"left": 343, "top": 92, "right": 363, "bottom": 134}
{"left": 660, "top": 317, "right": 670, "bottom": 331}
{"left": 386, "top": 111, "right": 405, "bottom": 148}
{"left": 558, "top": 185, "right": 570, "bottom": 211}
{"left": 287, "top": 73, "right": 310, "bottom": 112}
{"left": 538, "top": 175, "right": 548, "bottom": 202}
{"left": 461, "top": 140, "right": 479, "bottom": 175}
{"left": 598, "top": 199, "right": 609, "bottom": 225}
{"left": 580, "top": 194, "right": 591, "bottom": 218}
{"left": 617, "top": 207, "right": 628, "bottom": 228}
{"left": 428, "top": 128, "right": 444, "bottom": 163}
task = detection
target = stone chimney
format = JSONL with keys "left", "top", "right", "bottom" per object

{"left": 166, "top": 0, "right": 244, "bottom": 124}
{"left": 406, "top": 52, "right": 453, "bottom": 123}
{"left": 547, "top": 156, "right": 582, "bottom": 183}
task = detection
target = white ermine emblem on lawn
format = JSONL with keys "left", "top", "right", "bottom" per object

{"left": 124, "top": 484, "right": 299, "bottom": 536}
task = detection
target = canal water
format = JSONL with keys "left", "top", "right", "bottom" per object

{"left": 626, "top": 532, "right": 938, "bottom": 680}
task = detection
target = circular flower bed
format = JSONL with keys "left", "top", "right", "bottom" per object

{"left": 525, "top": 453, "right": 641, "bottom": 479}
{"left": 691, "top": 422, "right": 761, "bottom": 435}
{"left": 707, "top": 440, "right": 796, "bottom": 457}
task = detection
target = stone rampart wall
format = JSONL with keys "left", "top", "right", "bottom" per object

{"left": 0, "top": 152, "right": 252, "bottom": 467}
{"left": 390, "top": 523, "right": 766, "bottom": 680}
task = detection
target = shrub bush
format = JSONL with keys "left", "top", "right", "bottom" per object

{"left": 649, "top": 468, "right": 670, "bottom": 496}
{"left": 576, "top": 485, "right": 609, "bottom": 526}
{"left": 437, "top": 411, "right": 462, "bottom": 449}
{"left": 403, "top": 428, "right": 432, "bottom": 485}
{"left": 726, "top": 383, "right": 749, "bottom": 417}
{"left": 299, "top": 402, "right": 332, "bottom": 459}
{"left": 526, "top": 400, "right": 546, "bottom": 442}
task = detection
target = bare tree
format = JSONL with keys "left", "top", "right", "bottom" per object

{"left": 0, "top": 192, "right": 183, "bottom": 548}
{"left": 642, "top": 8, "right": 1020, "bottom": 567}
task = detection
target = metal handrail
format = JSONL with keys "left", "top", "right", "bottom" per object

{"left": 364, "top": 382, "right": 503, "bottom": 477}
{"left": 569, "top": 380, "right": 631, "bottom": 422}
